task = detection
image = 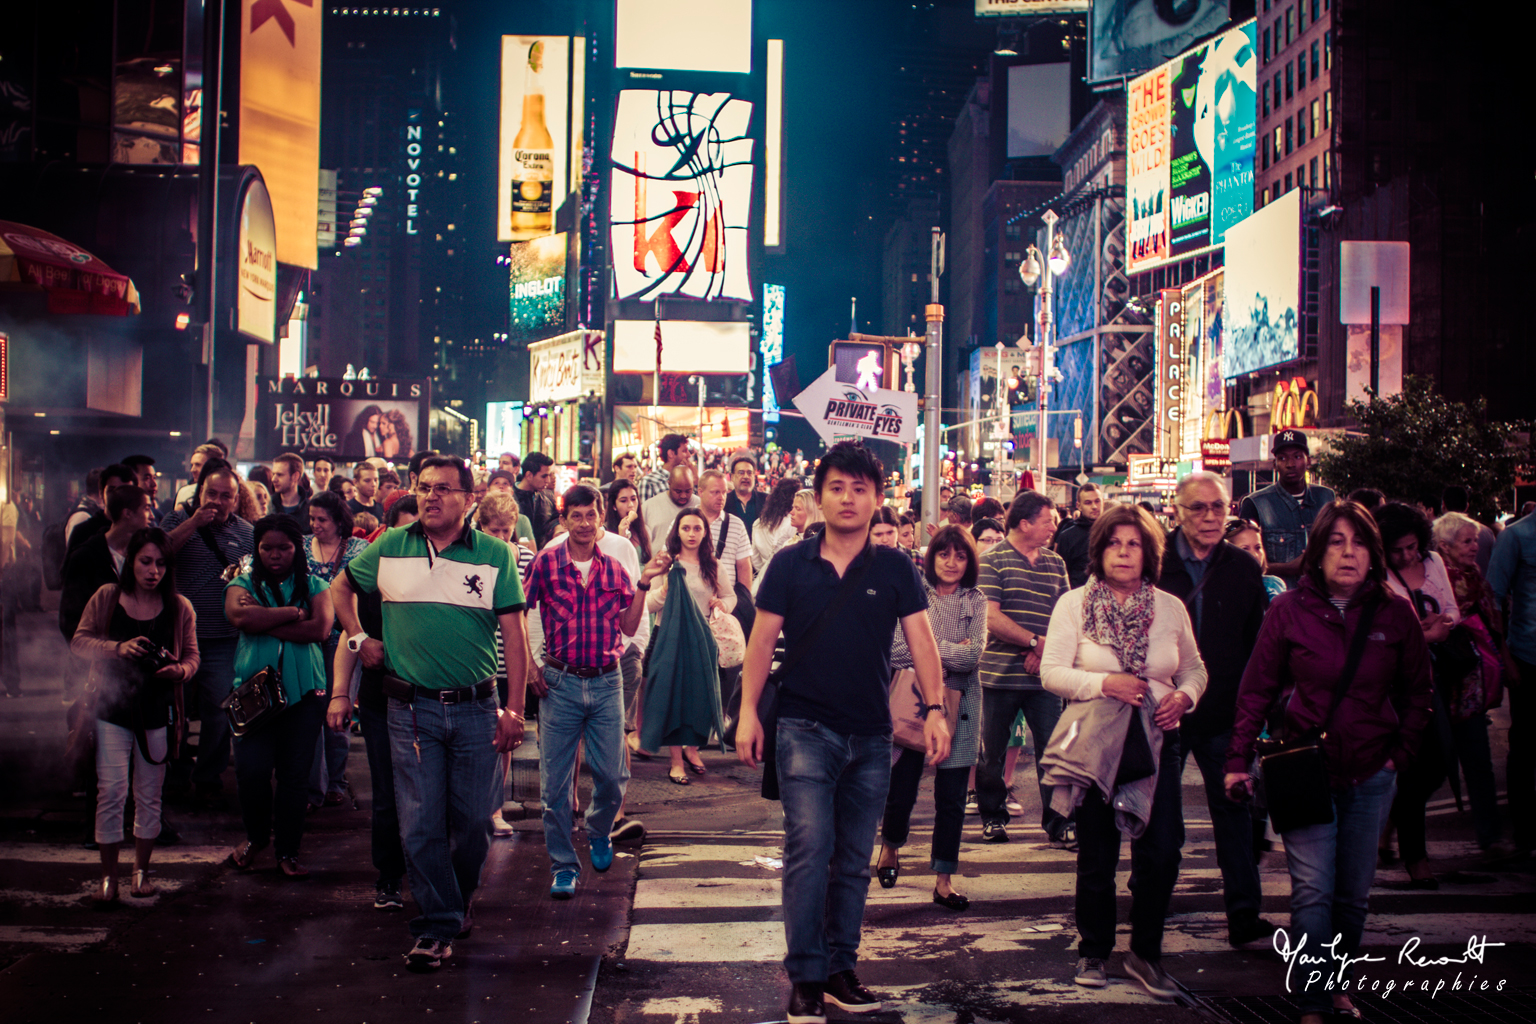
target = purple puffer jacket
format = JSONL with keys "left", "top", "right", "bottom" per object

{"left": 1224, "top": 576, "right": 1433, "bottom": 789}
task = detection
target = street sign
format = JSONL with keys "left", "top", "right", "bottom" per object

{"left": 791, "top": 365, "right": 920, "bottom": 447}
{"left": 1075, "top": 472, "right": 1089, "bottom": 485}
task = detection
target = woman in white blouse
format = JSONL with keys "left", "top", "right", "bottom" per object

{"left": 1040, "top": 503, "right": 1206, "bottom": 999}
{"left": 749, "top": 478, "right": 802, "bottom": 584}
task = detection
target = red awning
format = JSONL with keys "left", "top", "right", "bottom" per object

{"left": 0, "top": 220, "right": 141, "bottom": 315}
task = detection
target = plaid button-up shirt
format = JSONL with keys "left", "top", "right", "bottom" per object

{"left": 523, "top": 539, "right": 636, "bottom": 669}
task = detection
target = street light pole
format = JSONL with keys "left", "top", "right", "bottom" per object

{"left": 923, "top": 227, "right": 944, "bottom": 532}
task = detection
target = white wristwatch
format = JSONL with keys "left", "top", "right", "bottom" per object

{"left": 346, "top": 632, "right": 370, "bottom": 653}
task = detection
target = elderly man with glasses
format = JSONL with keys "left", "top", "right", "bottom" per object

{"left": 1158, "top": 472, "right": 1275, "bottom": 947}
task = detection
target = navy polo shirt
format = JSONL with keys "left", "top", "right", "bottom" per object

{"left": 756, "top": 534, "right": 928, "bottom": 736}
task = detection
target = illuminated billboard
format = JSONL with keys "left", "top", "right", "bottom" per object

{"left": 761, "top": 284, "right": 784, "bottom": 421}
{"left": 486, "top": 401, "right": 527, "bottom": 458}
{"left": 258, "top": 377, "right": 429, "bottom": 461}
{"left": 528, "top": 330, "right": 605, "bottom": 405}
{"left": 1223, "top": 189, "right": 1299, "bottom": 379}
{"left": 236, "top": 179, "right": 277, "bottom": 344}
{"left": 615, "top": 0, "right": 752, "bottom": 74}
{"left": 979, "top": 0, "right": 1088, "bottom": 13}
{"left": 508, "top": 233, "right": 567, "bottom": 339}
{"left": 610, "top": 90, "right": 755, "bottom": 302}
{"left": 1090, "top": 0, "right": 1232, "bottom": 84}
{"left": 612, "top": 319, "right": 751, "bottom": 375}
{"left": 239, "top": 0, "right": 321, "bottom": 269}
{"left": 1126, "top": 19, "right": 1256, "bottom": 273}
{"left": 499, "top": 36, "right": 582, "bottom": 242}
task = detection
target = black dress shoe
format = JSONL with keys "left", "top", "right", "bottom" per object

{"left": 875, "top": 863, "right": 898, "bottom": 889}
{"left": 786, "top": 981, "right": 826, "bottom": 1024}
{"left": 824, "top": 969, "right": 882, "bottom": 1012}
{"left": 932, "top": 888, "right": 970, "bottom": 911}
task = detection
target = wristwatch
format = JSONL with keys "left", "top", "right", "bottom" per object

{"left": 346, "top": 632, "right": 370, "bottom": 653}
{"left": 1028, "top": 635, "right": 1039, "bottom": 649}
{"left": 920, "top": 704, "right": 946, "bottom": 718}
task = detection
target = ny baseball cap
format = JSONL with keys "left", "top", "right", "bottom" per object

{"left": 1273, "top": 429, "right": 1309, "bottom": 454}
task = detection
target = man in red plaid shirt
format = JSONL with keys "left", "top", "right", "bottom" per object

{"left": 523, "top": 484, "right": 667, "bottom": 899}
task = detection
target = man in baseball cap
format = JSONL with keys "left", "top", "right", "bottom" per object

{"left": 1237, "top": 428, "right": 1335, "bottom": 584}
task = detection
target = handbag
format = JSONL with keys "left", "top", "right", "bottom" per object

{"left": 715, "top": 513, "right": 757, "bottom": 640}
{"left": 888, "top": 668, "right": 928, "bottom": 752}
{"left": 709, "top": 607, "right": 746, "bottom": 669}
{"left": 222, "top": 647, "right": 288, "bottom": 737}
{"left": 1255, "top": 595, "right": 1379, "bottom": 834}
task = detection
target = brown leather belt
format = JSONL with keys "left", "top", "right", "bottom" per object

{"left": 543, "top": 655, "right": 618, "bottom": 679}
{"left": 381, "top": 675, "right": 496, "bottom": 705}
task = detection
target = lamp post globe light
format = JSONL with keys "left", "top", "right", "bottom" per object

{"left": 1018, "top": 209, "right": 1068, "bottom": 493}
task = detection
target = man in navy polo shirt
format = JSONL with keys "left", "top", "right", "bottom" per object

{"left": 737, "top": 442, "right": 950, "bottom": 1024}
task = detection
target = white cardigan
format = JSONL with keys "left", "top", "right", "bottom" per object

{"left": 1039, "top": 586, "right": 1208, "bottom": 708}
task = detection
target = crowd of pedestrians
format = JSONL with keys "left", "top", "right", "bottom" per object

{"left": 16, "top": 426, "right": 1531, "bottom": 1023}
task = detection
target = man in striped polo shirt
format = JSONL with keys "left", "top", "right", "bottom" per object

{"left": 976, "top": 490, "right": 1072, "bottom": 846}
{"left": 330, "top": 457, "right": 529, "bottom": 972}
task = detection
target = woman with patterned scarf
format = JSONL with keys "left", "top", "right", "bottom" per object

{"left": 1040, "top": 503, "right": 1207, "bottom": 1000}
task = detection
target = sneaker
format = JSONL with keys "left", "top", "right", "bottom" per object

{"left": 1123, "top": 951, "right": 1178, "bottom": 999}
{"left": 1074, "top": 957, "right": 1108, "bottom": 988}
{"left": 404, "top": 937, "right": 451, "bottom": 971}
{"left": 824, "top": 969, "right": 883, "bottom": 1013}
{"left": 1049, "top": 822, "right": 1079, "bottom": 851}
{"left": 610, "top": 817, "right": 646, "bottom": 844}
{"left": 1005, "top": 791, "right": 1024, "bottom": 815}
{"left": 1228, "top": 915, "right": 1278, "bottom": 947}
{"left": 964, "top": 789, "right": 980, "bottom": 815}
{"left": 590, "top": 836, "right": 614, "bottom": 872}
{"left": 786, "top": 982, "right": 826, "bottom": 1024}
{"left": 981, "top": 821, "right": 1009, "bottom": 843}
{"left": 490, "top": 810, "right": 515, "bottom": 836}
{"left": 374, "top": 878, "right": 404, "bottom": 911}
{"left": 549, "top": 869, "right": 578, "bottom": 900}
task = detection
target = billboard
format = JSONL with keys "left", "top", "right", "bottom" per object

{"left": 761, "top": 283, "right": 784, "bottom": 421}
{"left": 610, "top": 90, "right": 755, "bottom": 302}
{"left": 528, "top": 330, "right": 605, "bottom": 405}
{"left": 508, "top": 233, "right": 567, "bottom": 339}
{"left": 979, "top": 0, "right": 1089, "bottom": 14}
{"left": 236, "top": 179, "right": 277, "bottom": 344}
{"left": 258, "top": 377, "right": 430, "bottom": 461}
{"left": 612, "top": 319, "right": 751, "bottom": 375}
{"left": 1099, "top": 329, "right": 1157, "bottom": 464}
{"left": 499, "top": 36, "right": 581, "bottom": 242}
{"left": 1125, "top": 19, "right": 1256, "bottom": 272}
{"left": 615, "top": 0, "right": 751, "bottom": 74}
{"left": 485, "top": 401, "right": 527, "bottom": 458}
{"left": 1006, "top": 63, "right": 1073, "bottom": 159}
{"left": 1090, "top": 0, "right": 1231, "bottom": 84}
{"left": 1222, "top": 189, "right": 1300, "bottom": 379}
{"left": 239, "top": 0, "right": 321, "bottom": 269}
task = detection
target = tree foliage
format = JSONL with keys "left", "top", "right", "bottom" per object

{"left": 1313, "top": 376, "right": 1531, "bottom": 521}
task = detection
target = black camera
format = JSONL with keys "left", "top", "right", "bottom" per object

{"left": 138, "top": 646, "right": 177, "bottom": 675}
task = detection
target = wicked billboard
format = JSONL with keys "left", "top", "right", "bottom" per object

{"left": 257, "top": 377, "right": 430, "bottom": 461}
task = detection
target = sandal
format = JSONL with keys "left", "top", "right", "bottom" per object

{"left": 227, "top": 841, "right": 261, "bottom": 872}
{"left": 668, "top": 770, "right": 691, "bottom": 786}
{"left": 129, "top": 869, "right": 158, "bottom": 898}
{"left": 277, "top": 856, "right": 310, "bottom": 879}
{"left": 93, "top": 875, "right": 119, "bottom": 907}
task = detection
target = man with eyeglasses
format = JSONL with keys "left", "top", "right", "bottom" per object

{"left": 1236, "top": 429, "right": 1335, "bottom": 583}
{"left": 1159, "top": 471, "right": 1274, "bottom": 947}
{"left": 329, "top": 456, "right": 529, "bottom": 972}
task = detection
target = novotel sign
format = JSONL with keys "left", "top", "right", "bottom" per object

{"left": 1157, "top": 289, "right": 1185, "bottom": 461}
{"left": 404, "top": 115, "right": 426, "bottom": 236}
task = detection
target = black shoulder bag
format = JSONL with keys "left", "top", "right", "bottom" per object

{"left": 757, "top": 546, "right": 876, "bottom": 800}
{"left": 219, "top": 581, "right": 291, "bottom": 737}
{"left": 715, "top": 514, "right": 757, "bottom": 640}
{"left": 1255, "top": 595, "right": 1379, "bottom": 833}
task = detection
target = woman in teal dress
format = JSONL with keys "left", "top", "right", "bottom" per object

{"left": 224, "top": 515, "right": 335, "bottom": 877}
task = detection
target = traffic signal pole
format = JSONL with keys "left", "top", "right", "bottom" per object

{"left": 923, "top": 227, "right": 945, "bottom": 533}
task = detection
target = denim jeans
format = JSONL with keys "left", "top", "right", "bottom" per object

{"left": 1074, "top": 729, "right": 1184, "bottom": 961}
{"left": 308, "top": 634, "right": 350, "bottom": 803}
{"left": 1450, "top": 713, "right": 1501, "bottom": 849}
{"left": 191, "top": 636, "right": 239, "bottom": 796}
{"left": 388, "top": 694, "right": 499, "bottom": 942}
{"left": 233, "top": 693, "right": 324, "bottom": 858}
{"left": 357, "top": 704, "right": 406, "bottom": 883}
{"left": 776, "top": 717, "right": 891, "bottom": 984}
{"left": 977, "top": 687, "right": 1067, "bottom": 838}
{"left": 1281, "top": 767, "right": 1398, "bottom": 1015}
{"left": 882, "top": 747, "right": 969, "bottom": 872}
{"left": 1182, "top": 728, "right": 1264, "bottom": 923}
{"left": 538, "top": 664, "right": 628, "bottom": 877}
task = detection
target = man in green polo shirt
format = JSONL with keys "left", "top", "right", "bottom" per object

{"left": 331, "top": 456, "right": 528, "bottom": 973}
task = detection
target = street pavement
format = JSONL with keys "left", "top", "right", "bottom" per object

{"left": 1, "top": 608, "right": 1534, "bottom": 1023}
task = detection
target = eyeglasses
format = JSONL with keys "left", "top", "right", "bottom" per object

{"left": 1223, "top": 518, "right": 1261, "bottom": 537}
{"left": 1176, "top": 501, "right": 1227, "bottom": 519}
{"left": 415, "top": 484, "right": 468, "bottom": 498}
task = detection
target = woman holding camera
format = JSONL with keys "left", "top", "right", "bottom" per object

{"left": 224, "top": 515, "right": 335, "bottom": 878}
{"left": 71, "top": 528, "right": 200, "bottom": 902}
{"left": 1224, "top": 502, "right": 1433, "bottom": 1024}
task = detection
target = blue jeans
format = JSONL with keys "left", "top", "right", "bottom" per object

{"left": 776, "top": 717, "right": 891, "bottom": 984}
{"left": 358, "top": 704, "right": 406, "bottom": 883}
{"left": 309, "top": 635, "right": 351, "bottom": 803}
{"left": 387, "top": 694, "right": 500, "bottom": 942}
{"left": 1182, "top": 728, "right": 1265, "bottom": 923}
{"left": 233, "top": 693, "right": 325, "bottom": 858}
{"left": 191, "top": 636, "right": 239, "bottom": 796}
{"left": 1281, "top": 767, "right": 1398, "bottom": 1014}
{"left": 538, "top": 664, "right": 628, "bottom": 876}
{"left": 977, "top": 687, "right": 1068, "bottom": 838}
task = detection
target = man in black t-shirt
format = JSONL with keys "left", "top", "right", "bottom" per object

{"left": 738, "top": 443, "right": 949, "bottom": 1024}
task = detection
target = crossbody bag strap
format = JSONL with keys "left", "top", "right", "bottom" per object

{"left": 771, "top": 545, "right": 876, "bottom": 684}
{"left": 197, "top": 525, "right": 232, "bottom": 568}
{"left": 716, "top": 513, "right": 730, "bottom": 558}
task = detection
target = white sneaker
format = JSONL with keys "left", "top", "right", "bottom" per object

{"left": 490, "top": 810, "right": 514, "bottom": 836}
{"left": 1005, "top": 791, "right": 1024, "bottom": 815}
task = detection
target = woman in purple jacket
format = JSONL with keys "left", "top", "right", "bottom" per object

{"left": 1224, "top": 501, "right": 1433, "bottom": 1024}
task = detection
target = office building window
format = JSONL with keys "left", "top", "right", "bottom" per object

{"left": 1261, "top": 187, "right": 1270, "bottom": 206}
{"left": 1312, "top": 0, "right": 1320, "bottom": 19}
{"left": 1286, "top": 7, "right": 1295, "bottom": 45}
{"left": 1264, "top": 28, "right": 1271, "bottom": 62}
{"left": 1285, "top": 117, "right": 1293, "bottom": 154}
{"left": 1276, "top": 19, "right": 1284, "bottom": 51}
{"left": 1325, "top": 89, "right": 1332, "bottom": 128}
{"left": 1298, "top": 55, "right": 1307, "bottom": 91}
{"left": 1262, "top": 139, "right": 1271, "bottom": 170}
{"left": 1324, "top": 30, "right": 1332, "bottom": 68}
{"left": 1311, "top": 98, "right": 1321, "bottom": 138}
{"left": 1298, "top": 1, "right": 1306, "bottom": 29}
{"left": 1323, "top": 151, "right": 1331, "bottom": 188}
{"left": 1311, "top": 41, "right": 1320, "bottom": 81}
{"left": 1262, "top": 82, "right": 1270, "bottom": 117}
{"left": 1285, "top": 172, "right": 1293, "bottom": 192}
{"left": 1286, "top": 64, "right": 1294, "bottom": 100}
{"left": 1275, "top": 73, "right": 1283, "bottom": 106}
{"left": 1310, "top": 157, "right": 1318, "bottom": 187}
{"left": 1264, "top": 0, "right": 1271, "bottom": 9}
{"left": 1273, "top": 126, "right": 1284, "bottom": 163}
{"left": 1297, "top": 113, "right": 1306, "bottom": 146}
